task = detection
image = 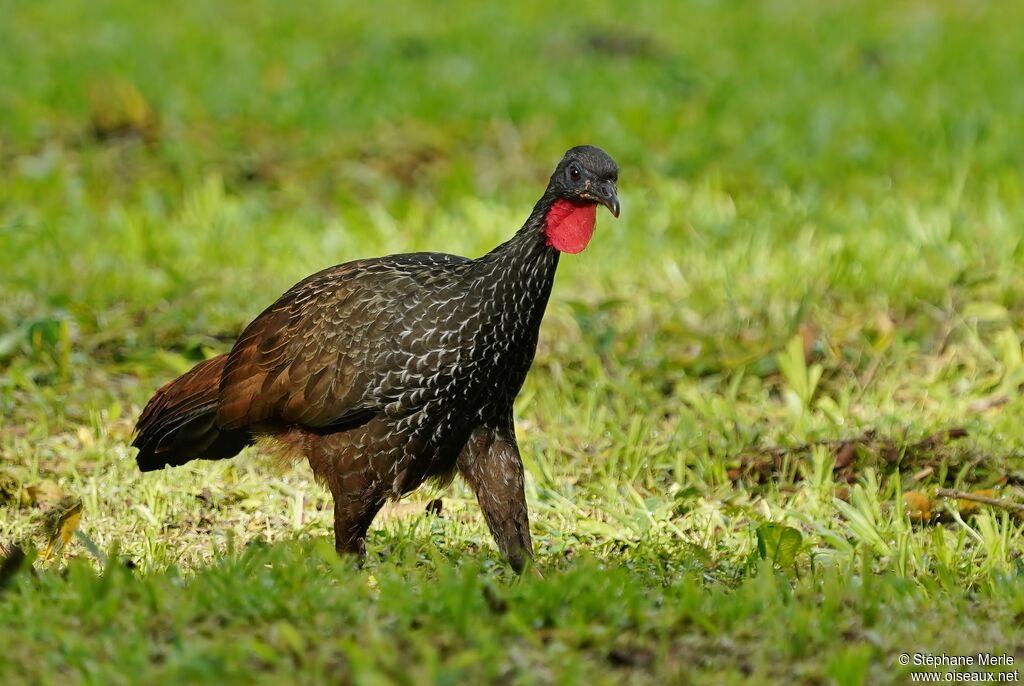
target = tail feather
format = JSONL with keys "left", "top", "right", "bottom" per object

{"left": 133, "top": 354, "right": 254, "bottom": 472}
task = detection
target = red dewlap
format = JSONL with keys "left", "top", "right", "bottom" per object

{"left": 544, "top": 199, "right": 597, "bottom": 254}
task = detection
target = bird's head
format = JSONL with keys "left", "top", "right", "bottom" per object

{"left": 542, "top": 145, "right": 620, "bottom": 254}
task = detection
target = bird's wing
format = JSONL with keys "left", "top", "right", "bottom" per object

{"left": 215, "top": 252, "right": 470, "bottom": 431}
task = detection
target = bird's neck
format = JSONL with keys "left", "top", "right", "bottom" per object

{"left": 477, "top": 195, "right": 559, "bottom": 272}
{"left": 471, "top": 194, "right": 561, "bottom": 318}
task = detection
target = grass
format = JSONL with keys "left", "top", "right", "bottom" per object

{"left": 2, "top": 0, "right": 1024, "bottom": 683}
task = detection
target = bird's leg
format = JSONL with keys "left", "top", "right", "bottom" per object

{"left": 317, "top": 462, "right": 382, "bottom": 558}
{"left": 457, "top": 427, "right": 534, "bottom": 573}
{"left": 331, "top": 490, "right": 386, "bottom": 558}
{"left": 303, "top": 435, "right": 387, "bottom": 559}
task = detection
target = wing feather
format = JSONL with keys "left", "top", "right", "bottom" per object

{"left": 215, "top": 253, "right": 471, "bottom": 432}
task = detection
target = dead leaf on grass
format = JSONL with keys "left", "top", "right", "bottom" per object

{"left": 39, "top": 497, "right": 83, "bottom": 564}
{"left": 24, "top": 479, "right": 65, "bottom": 508}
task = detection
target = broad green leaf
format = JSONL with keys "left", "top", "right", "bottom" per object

{"left": 756, "top": 523, "right": 803, "bottom": 567}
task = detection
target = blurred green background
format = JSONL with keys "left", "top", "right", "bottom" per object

{"left": 3, "top": 0, "right": 1023, "bottom": 429}
{"left": 2, "top": 1, "right": 1024, "bottom": 684}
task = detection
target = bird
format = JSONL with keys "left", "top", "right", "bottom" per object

{"left": 132, "top": 145, "right": 620, "bottom": 572}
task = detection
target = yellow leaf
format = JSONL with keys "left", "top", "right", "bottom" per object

{"left": 40, "top": 497, "right": 83, "bottom": 564}
{"left": 76, "top": 426, "right": 95, "bottom": 448}
{"left": 24, "top": 480, "right": 64, "bottom": 507}
{"left": 957, "top": 490, "right": 996, "bottom": 515}
{"left": 86, "top": 76, "right": 158, "bottom": 141}
{"left": 904, "top": 490, "right": 933, "bottom": 522}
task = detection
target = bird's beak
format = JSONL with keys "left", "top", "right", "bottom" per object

{"left": 591, "top": 182, "right": 620, "bottom": 218}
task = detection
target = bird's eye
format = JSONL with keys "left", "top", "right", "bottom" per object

{"left": 568, "top": 164, "right": 581, "bottom": 181}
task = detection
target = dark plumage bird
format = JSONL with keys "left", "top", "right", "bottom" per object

{"left": 133, "top": 145, "right": 620, "bottom": 571}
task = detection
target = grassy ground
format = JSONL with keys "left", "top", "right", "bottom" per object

{"left": 2, "top": 0, "right": 1024, "bottom": 683}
